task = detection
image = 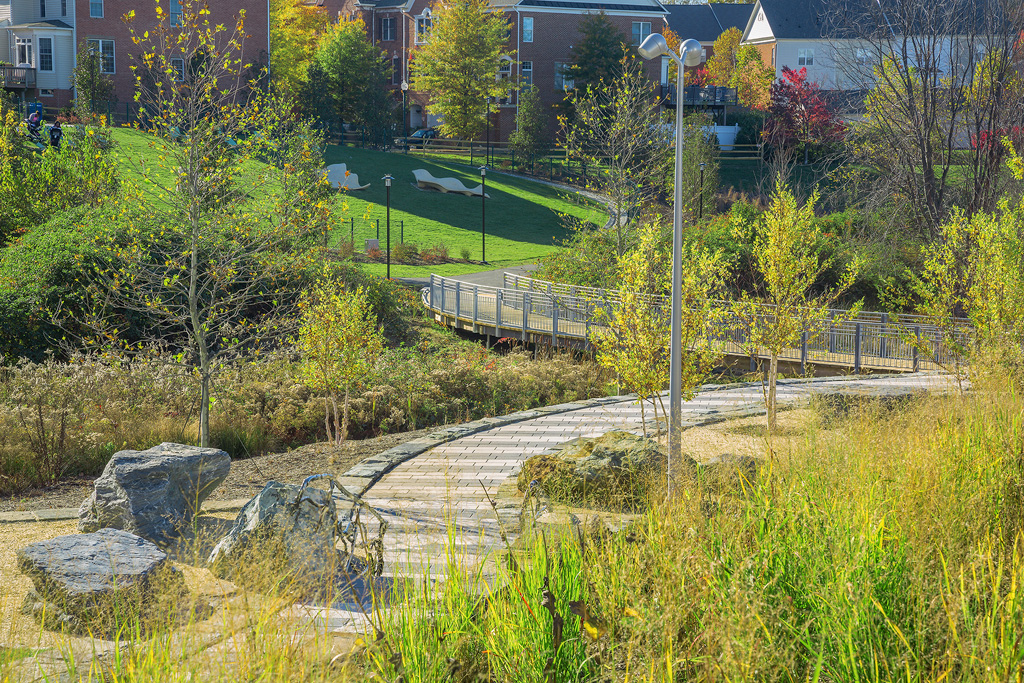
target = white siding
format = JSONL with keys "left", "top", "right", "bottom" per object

{"left": 773, "top": 40, "right": 840, "bottom": 88}
{"left": 746, "top": 5, "right": 774, "bottom": 43}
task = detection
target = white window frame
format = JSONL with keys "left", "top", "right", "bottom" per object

{"left": 391, "top": 54, "right": 401, "bottom": 84}
{"left": 554, "top": 61, "right": 573, "bottom": 91}
{"left": 38, "top": 36, "right": 54, "bottom": 72}
{"left": 855, "top": 48, "right": 873, "bottom": 66}
{"left": 170, "top": 57, "right": 185, "bottom": 81}
{"left": 15, "top": 37, "right": 33, "bottom": 66}
{"left": 798, "top": 48, "right": 814, "bottom": 66}
{"left": 700, "top": 47, "right": 707, "bottom": 63}
{"left": 87, "top": 38, "right": 115, "bottom": 74}
{"left": 380, "top": 16, "right": 396, "bottom": 42}
{"left": 521, "top": 60, "right": 532, "bottom": 86}
{"left": 631, "top": 22, "right": 651, "bottom": 46}
{"left": 170, "top": 0, "right": 181, "bottom": 26}
{"left": 415, "top": 11, "right": 431, "bottom": 45}
{"left": 522, "top": 16, "right": 533, "bottom": 43}
{"left": 90, "top": 0, "right": 103, "bottom": 18}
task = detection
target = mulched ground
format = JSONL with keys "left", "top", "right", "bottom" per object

{"left": 0, "top": 428, "right": 440, "bottom": 513}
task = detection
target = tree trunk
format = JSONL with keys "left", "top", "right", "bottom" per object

{"left": 324, "top": 395, "right": 334, "bottom": 445}
{"left": 767, "top": 352, "right": 779, "bottom": 434}
{"left": 199, "top": 370, "right": 210, "bottom": 447}
{"left": 342, "top": 385, "right": 350, "bottom": 443}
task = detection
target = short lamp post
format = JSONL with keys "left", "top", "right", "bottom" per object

{"left": 401, "top": 81, "right": 409, "bottom": 154}
{"left": 480, "top": 165, "right": 487, "bottom": 263}
{"left": 638, "top": 33, "right": 703, "bottom": 498}
{"left": 383, "top": 174, "right": 393, "bottom": 279}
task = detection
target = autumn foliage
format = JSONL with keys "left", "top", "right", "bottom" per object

{"left": 764, "top": 67, "right": 845, "bottom": 163}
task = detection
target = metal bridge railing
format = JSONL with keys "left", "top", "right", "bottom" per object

{"left": 424, "top": 274, "right": 971, "bottom": 372}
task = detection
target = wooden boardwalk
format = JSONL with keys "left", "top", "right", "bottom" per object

{"left": 422, "top": 274, "right": 967, "bottom": 374}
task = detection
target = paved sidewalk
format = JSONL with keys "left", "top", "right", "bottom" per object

{"left": 308, "top": 372, "right": 957, "bottom": 631}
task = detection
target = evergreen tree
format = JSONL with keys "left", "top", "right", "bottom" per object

{"left": 410, "top": 0, "right": 512, "bottom": 139}
{"left": 71, "top": 41, "right": 116, "bottom": 117}
{"left": 509, "top": 86, "right": 550, "bottom": 161}
{"left": 566, "top": 12, "right": 628, "bottom": 96}
{"left": 298, "top": 62, "right": 336, "bottom": 133}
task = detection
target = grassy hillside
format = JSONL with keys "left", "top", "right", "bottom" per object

{"left": 109, "top": 129, "right": 606, "bottom": 275}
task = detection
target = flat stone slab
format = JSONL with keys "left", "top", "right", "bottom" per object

{"left": 17, "top": 528, "right": 183, "bottom": 635}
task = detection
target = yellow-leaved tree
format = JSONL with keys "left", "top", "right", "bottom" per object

{"left": 298, "top": 279, "right": 384, "bottom": 446}
{"left": 591, "top": 223, "right": 729, "bottom": 437}
{"left": 733, "top": 180, "right": 861, "bottom": 432}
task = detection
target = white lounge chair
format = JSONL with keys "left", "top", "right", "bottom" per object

{"left": 411, "top": 168, "right": 488, "bottom": 197}
{"left": 323, "top": 163, "right": 370, "bottom": 191}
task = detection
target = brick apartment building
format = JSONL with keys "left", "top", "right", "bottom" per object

{"left": 1, "top": 0, "right": 268, "bottom": 111}
{"left": 326, "top": 0, "right": 670, "bottom": 141}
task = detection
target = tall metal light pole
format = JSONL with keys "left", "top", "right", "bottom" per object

{"left": 485, "top": 96, "right": 492, "bottom": 167}
{"left": 401, "top": 81, "right": 409, "bottom": 154}
{"left": 383, "top": 174, "right": 393, "bottom": 279}
{"left": 479, "top": 165, "right": 487, "bottom": 263}
{"left": 638, "top": 33, "right": 703, "bottom": 497}
{"left": 699, "top": 161, "right": 706, "bottom": 221}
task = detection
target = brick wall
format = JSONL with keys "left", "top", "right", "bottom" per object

{"left": 73, "top": 0, "right": 269, "bottom": 106}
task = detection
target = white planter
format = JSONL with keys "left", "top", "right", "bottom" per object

{"left": 708, "top": 124, "right": 740, "bottom": 151}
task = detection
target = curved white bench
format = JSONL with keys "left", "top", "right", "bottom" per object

{"left": 323, "top": 163, "right": 370, "bottom": 191}
{"left": 412, "top": 168, "right": 488, "bottom": 197}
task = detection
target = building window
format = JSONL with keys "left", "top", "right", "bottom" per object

{"left": 40, "top": 0, "right": 45, "bottom": 18}
{"left": 170, "top": 0, "right": 181, "bottom": 25}
{"left": 415, "top": 13, "right": 431, "bottom": 44}
{"left": 798, "top": 48, "right": 814, "bottom": 66}
{"left": 16, "top": 37, "right": 32, "bottom": 66}
{"left": 701, "top": 47, "right": 707, "bottom": 62}
{"left": 521, "top": 60, "right": 532, "bottom": 86}
{"left": 631, "top": 22, "right": 651, "bottom": 46}
{"left": 61, "top": 0, "right": 66, "bottom": 16}
{"left": 497, "top": 59, "right": 512, "bottom": 103}
{"left": 90, "top": 0, "right": 103, "bottom": 18}
{"left": 87, "top": 38, "right": 115, "bottom": 74}
{"left": 855, "top": 48, "right": 873, "bottom": 66}
{"left": 380, "top": 16, "right": 396, "bottom": 41}
{"left": 40, "top": 88, "right": 54, "bottom": 97}
{"left": 38, "top": 38, "right": 53, "bottom": 71}
{"left": 554, "top": 62, "right": 573, "bottom": 91}
{"left": 522, "top": 16, "right": 533, "bottom": 42}
{"left": 391, "top": 55, "right": 401, "bottom": 84}
{"left": 170, "top": 57, "right": 185, "bottom": 81}
{"left": 771, "top": 45, "right": 777, "bottom": 67}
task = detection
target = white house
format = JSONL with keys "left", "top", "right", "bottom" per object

{"left": 1, "top": 0, "right": 75, "bottom": 106}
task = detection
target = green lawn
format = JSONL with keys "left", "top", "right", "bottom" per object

{"left": 323, "top": 145, "right": 605, "bottom": 265}
{"left": 108, "top": 128, "right": 604, "bottom": 275}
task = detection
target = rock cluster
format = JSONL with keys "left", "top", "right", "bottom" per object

{"left": 78, "top": 442, "right": 231, "bottom": 545}
{"left": 17, "top": 528, "right": 184, "bottom": 636}
{"left": 517, "top": 430, "right": 674, "bottom": 510}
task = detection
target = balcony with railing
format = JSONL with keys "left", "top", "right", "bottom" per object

{"left": 0, "top": 66, "right": 37, "bottom": 89}
{"left": 661, "top": 84, "right": 738, "bottom": 108}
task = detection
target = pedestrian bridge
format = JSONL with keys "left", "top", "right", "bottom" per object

{"left": 421, "top": 273, "right": 967, "bottom": 374}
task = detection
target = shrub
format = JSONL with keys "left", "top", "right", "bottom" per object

{"left": 459, "top": 246, "right": 471, "bottom": 261}
{"left": 366, "top": 246, "right": 383, "bottom": 259}
{"left": 421, "top": 243, "right": 449, "bottom": 264}
{"left": 392, "top": 242, "right": 419, "bottom": 262}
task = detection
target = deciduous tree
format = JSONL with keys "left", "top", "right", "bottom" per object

{"left": 731, "top": 45, "right": 774, "bottom": 110}
{"left": 299, "top": 278, "right": 385, "bottom": 445}
{"left": 705, "top": 27, "right": 742, "bottom": 86}
{"left": 410, "top": 0, "right": 512, "bottom": 140}
{"left": 71, "top": 41, "right": 116, "bottom": 117}
{"left": 765, "top": 67, "right": 846, "bottom": 164}
{"left": 82, "top": 0, "right": 332, "bottom": 447}
{"left": 269, "top": 0, "right": 329, "bottom": 99}
{"left": 732, "top": 179, "right": 861, "bottom": 432}
{"left": 562, "top": 58, "right": 669, "bottom": 256}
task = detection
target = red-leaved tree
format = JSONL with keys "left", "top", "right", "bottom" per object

{"left": 764, "top": 67, "right": 845, "bottom": 164}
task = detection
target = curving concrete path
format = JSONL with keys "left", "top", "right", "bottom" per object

{"left": 304, "top": 372, "right": 959, "bottom": 631}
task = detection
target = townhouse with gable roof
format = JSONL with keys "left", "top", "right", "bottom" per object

{"left": 328, "top": 0, "right": 670, "bottom": 140}
{"left": 2, "top": 0, "right": 268, "bottom": 111}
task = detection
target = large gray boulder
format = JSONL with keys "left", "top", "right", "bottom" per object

{"left": 18, "top": 528, "right": 185, "bottom": 636}
{"left": 208, "top": 481, "right": 364, "bottom": 595}
{"left": 517, "top": 431, "right": 681, "bottom": 510}
{"left": 79, "top": 442, "right": 231, "bottom": 545}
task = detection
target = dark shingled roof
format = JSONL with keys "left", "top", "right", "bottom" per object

{"left": 518, "top": 0, "right": 667, "bottom": 11}
{"left": 666, "top": 3, "right": 754, "bottom": 42}
{"left": 753, "top": 0, "right": 829, "bottom": 40}
{"left": 6, "top": 19, "right": 73, "bottom": 29}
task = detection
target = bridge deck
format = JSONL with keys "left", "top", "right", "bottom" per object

{"left": 422, "top": 274, "right": 965, "bottom": 374}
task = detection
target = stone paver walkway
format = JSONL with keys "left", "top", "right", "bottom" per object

{"left": 306, "top": 372, "right": 957, "bottom": 631}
